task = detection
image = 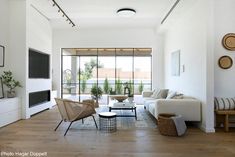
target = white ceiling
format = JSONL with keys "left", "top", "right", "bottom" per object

{"left": 31, "top": 0, "right": 177, "bottom": 29}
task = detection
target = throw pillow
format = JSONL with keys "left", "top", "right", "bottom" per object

{"left": 214, "top": 97, "right": 235, "bottom": 110}
{"left": 154, "top": 89, "right": 169, "bottom": 99}
{"left": 166, "top": 90, "right": 177, "bottom": 99}
{"left": 150, "top": 89, "right": 159, "bottom": 98}
{"left": 172, "top": 93, "right": 184, "bottom": 99}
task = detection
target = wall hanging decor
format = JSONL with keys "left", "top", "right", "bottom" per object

{"left": 222, "top": 33, "right": 235, "bottom": 51}
{"left": 218, "top": 55, "right": 233, "bottom": 69}
{"left": 0, "top": 78, "right": 4, "bottom": 98}
{"left": 171, "top": 50, "right": 180, "bottom": 76}
{"left": 0, "top": 45, "right": 4, "bottom": 67}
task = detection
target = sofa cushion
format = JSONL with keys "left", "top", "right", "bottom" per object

{"left": 148, "top": 102, "right": 156, "bottom": 116}
{"left": 143, "top": 98, "right": 157, "bottom": 110}
{"left": 142, "top": 91, "right": 154, "bottom": 97}
{"left": 151, "top": 89, "right": 168, "bottom": 99}
{"left": 152, "top": 89, "right": 169, "bottom": 99}
{"left": 143, "top": 97, "right": 156, "bottom": 101}
{"left": 150, "top": 89, "right": 160, "bottom": 98}
{"left": 166, "top": 90, "right": 177, "bottom": 99}
{"left": 144, "top": 99, "right": 158, "bottom": 106}
{"left": 143, "top": 98, "right": 156, "bottom": 105}
{"left": 214, "top": 97, "right": 235, "bottom": 110}
{"left": 156, "top": 99, "right": 201, "bottom": 121}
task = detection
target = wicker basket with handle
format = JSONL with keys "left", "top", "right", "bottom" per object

{"left": 158, "top": 113, "right": 178, "bottom": 136}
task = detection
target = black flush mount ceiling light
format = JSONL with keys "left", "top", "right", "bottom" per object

{"left": 49, "top": 0, "right": 76, "bottom": 27}
{"left": 117, "top": 8, "right": 136, "bottom": 17}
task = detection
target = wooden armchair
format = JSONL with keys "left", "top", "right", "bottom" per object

{"left": 54, "top": 98, "right": 98, "bottom": 136}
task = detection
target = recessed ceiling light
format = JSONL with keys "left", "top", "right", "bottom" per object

{"left": 117, "top": 8, "right": 136, "bottom": 17}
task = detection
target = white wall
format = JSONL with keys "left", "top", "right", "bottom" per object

{"left": 52, "top": 28, "right": 164, "bottom": 97}
{"left": 9, "top": 0, "right": 28, "bottom": 118}
{"left": 214, "top": 0, "right": 235, "bottom": 97}
{"left": 163, "top": 0, "right": 214, "bottom": 132}
{"left": 27, "top": 3, "right": 52, "bottom": 116}
{"left": 0, "top": 0, "right": 10, "bottom": 73}
{"left": 8, "top": 0, "right": 52, "bottom": 118}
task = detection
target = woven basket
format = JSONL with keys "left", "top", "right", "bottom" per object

{"left": 158, "top": 113, "right": 178, "bottom": 136}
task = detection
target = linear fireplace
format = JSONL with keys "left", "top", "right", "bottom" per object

{"left": 29, "top": 90, "right": 50, "bottom": 108}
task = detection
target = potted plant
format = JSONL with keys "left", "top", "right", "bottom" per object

{"left": 115, "top": 78, "right": 123, "bottom": 94}
{"left": 90, "top": 84, "right": 103, "bottom": 107}
{"left": 103, "top": 77, "right": 110, "bottom": 94}
{"left": 1, "top": 71, "right": 22, "bottom": 98}
{"left": 138, "top": 80, "right": 144, "bottom": 94}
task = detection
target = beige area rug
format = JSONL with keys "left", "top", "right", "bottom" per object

{"left": 72, "top": 105, "right": 157, "bottom": 130}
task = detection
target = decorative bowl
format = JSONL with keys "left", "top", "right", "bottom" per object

{"left": 110, "top": 95, "right": 128, "bottom": 102}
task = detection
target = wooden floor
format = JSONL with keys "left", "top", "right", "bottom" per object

{"left": 0, "top": 108, "right": 235, "bottom": 157}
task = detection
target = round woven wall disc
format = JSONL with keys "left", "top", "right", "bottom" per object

{"left": 218, "top": 56, "right": 233, "bottom": 69}
{"left": 222, "top": 33, "right": 235, "bottom": 51}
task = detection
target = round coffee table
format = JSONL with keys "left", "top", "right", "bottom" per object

{"left": 99, "top": 112, "right": 117, "bottom": 133}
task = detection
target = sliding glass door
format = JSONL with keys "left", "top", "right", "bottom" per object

{"left": 62, "top": 53, "right": 79, "bottom": 100}
{"left": 79, "top": 56, "right": 97, "bottom": 101}
{"left": 61, "top": 48, "right": 152, "bottom": 104}
{"left": 97, "top": 49, "right": 116, "bottom": 104}
{"left": 134, "top": 56, "right": 152, "bottom": 94}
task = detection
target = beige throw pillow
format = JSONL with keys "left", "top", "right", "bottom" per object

{"left": 153, "top": 89, "right": 169, "bottom": 99}
{"left": 166, "top": 91, "right": 177, "bottom": 99}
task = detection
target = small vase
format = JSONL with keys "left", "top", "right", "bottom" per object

{"left": 7, "top": 91, "right": 16, "bottom": 98}
{"left": 128, "top": 97, "right": 134, "bottom": 103}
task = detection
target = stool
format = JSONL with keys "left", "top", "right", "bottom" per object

{"left": 99, "top": 112, "right": 117, "bottom": 133}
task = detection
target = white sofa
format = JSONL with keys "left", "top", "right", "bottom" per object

{"left": 142, "top": 91, "right": 201, "bottom": 121}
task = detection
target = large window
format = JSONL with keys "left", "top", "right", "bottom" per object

{"left": 134, "top": 56, "right": 152, "bottom": 94}
{"left": 61, "top": 48, "right": 152, "bottom": 104}
{"left": 79, "top": 56, "right": 97, "bottom": 101}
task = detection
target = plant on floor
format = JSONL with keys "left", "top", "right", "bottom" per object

{"left": 103, "top": 77, "right": 110, "bottom": 94}
{"left": 138, "top": 80, "right": 144, "bottom": 94}
{"left": 91, "top": 83, "right": 103, "bottom": 100}
{"left": 115, "top": 78, "right": 123, "bottom": 94}
{"left": 0, "top": 71, "right": 22, "bottom": 98}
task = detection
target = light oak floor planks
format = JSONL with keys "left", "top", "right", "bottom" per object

{"left": 0, "top": 107, "right": 235, "bottom": 157}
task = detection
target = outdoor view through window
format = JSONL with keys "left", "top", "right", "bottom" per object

{"left": 62, "top": 48, "right": 152, "bottom": 105}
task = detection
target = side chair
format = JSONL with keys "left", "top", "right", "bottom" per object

{"left": 54, "top": 98, "right": 98, "bottom": 136}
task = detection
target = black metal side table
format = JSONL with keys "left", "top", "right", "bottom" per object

{"left": 98, "top": 112, "right": 117, "bottom": 133}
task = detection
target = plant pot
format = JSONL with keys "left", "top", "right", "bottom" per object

{"left": 7, "top": 91, "right": 16, "bottom": 98}
{"left": 94, "top": 101, "right": 99, "bottom": 108}
{"left": 92, "top": 99, "right": 99, "bottom": 108}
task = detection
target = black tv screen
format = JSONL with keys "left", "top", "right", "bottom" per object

{"left": 29, "top": 48, "right": 50, "bottom": 78}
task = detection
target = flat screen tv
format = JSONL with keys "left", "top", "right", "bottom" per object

{"left": 29, "top": 48, "right": 50, "bottom": 78}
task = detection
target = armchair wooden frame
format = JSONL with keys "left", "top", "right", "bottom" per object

{"left": 54, "top": 98, "right": 98, "bottom": 136}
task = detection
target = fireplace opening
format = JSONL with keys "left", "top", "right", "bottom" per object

{"left": 29, "top": 90, "right": 50, "bottom": 108}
